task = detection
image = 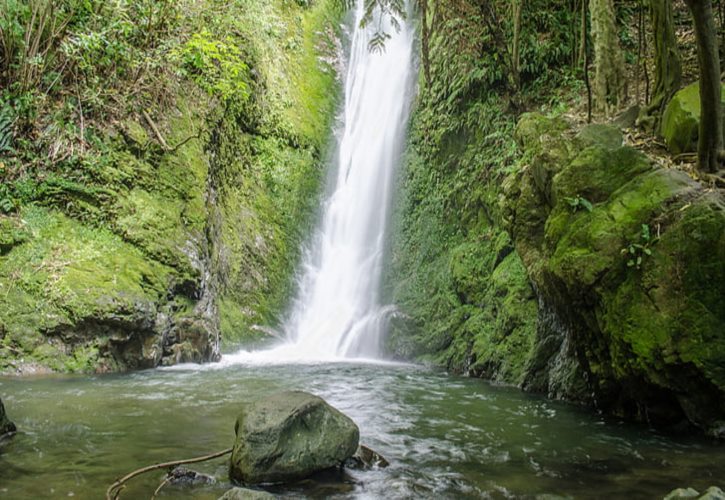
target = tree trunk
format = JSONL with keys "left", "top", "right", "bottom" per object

{"left": 640, "top": 0, "right": 682, "bottom": 133}
{"left": 685, "top": 0, "right": 722, "bottom": 173}
{"left": 590, "top": 0, "right": 626, "bottom": 114}
{"left": 512, "top": 0, "right": 523, "bottom": 90}
{"left": 583, "top": 0, "right": 593, "bottom": 122}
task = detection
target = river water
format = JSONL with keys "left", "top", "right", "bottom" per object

{"left": 1, "top": 361, "right": 723, "bottom": 499}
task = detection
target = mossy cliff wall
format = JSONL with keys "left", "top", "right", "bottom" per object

{"left": 385, "top": 2, "right": 539, "bottom": 385}
{"left": 0, "top": 0, "right": 342, "bottom": 373}
{"left": 507, "top": 115, "right": 724, "bottom": 436}
{"left": 388, "top": 1, "right": 724, "bottom": 435}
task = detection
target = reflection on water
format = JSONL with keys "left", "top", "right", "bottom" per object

{"left": 1, "top": 362, "right": 723, "bottom": 499}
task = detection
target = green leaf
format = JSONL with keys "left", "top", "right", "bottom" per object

{"left": 579, "top": 197, "right": 593, "bottom": 212}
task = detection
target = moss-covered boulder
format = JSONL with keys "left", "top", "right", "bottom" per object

{"left": 229, "top": 391, "right": 359, "bottom": 484}
{"left": 509, "top": 113, "right": 725, "bottom": 435}
{"left": 0, "top": 0, "right": 343, "bottom": 373}
{"left": 0, "top": 398, "right": 15, "bottom": 436}
{"left": 662, "top": 82, "right": 725, "bottom": 154}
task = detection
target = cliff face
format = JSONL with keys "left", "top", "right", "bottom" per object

{"left": 0, "top": 0, "right": 342, "bottom": 373}
{"left": 387, "top": 0, "right": 724, "bottom": 435}
{"left": 508, "top": 115, "right": 725, "bottom": 436}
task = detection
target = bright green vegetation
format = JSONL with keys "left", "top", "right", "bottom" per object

{"left": 0, "top": 0, "right": 343, "bottom": 372}
{"left": 386, "top": 0, "right": 579, "bottom": 384}
{"left": 387, "top": 0, "right": 725, "bottom": 435}
{"left": 509, "top": 114, "right": 724, "bottom": 433}
{"left": 662, "top": 82, "right": 725, "bottom": 154}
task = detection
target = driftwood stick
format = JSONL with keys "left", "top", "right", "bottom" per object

{"left": 105, "top": 447, "right": 233, "bottom": 500}
{"left": 150, "top": 475, "right": 172, "bottom": 500}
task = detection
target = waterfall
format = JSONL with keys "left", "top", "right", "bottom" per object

{"left": 226, "top": 0, "right": 415, "bottom": 363}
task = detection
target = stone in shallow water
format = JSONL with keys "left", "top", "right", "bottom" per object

{"left": 229, "top": 390, "right": 359, "bottom": 484}
{"left": 218, "top": 487, "right": 276, "bottom": 499}
{"left": 665, "top": 488, "right": 703, "bottom": 499}
{"left": 699, "top": 487, "right": 725, "bottom": 500}
{"left": 344, "top": 444, "right": 389, "bottom": 470}
{"left": 166, "top": 466, "right": 216, "bottom": 486}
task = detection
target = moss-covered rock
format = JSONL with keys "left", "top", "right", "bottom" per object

{"left": 229, "top": 391, "right": 359, "bottom": 484}
{"left": 0, "top": 0, "right": 342, "bottom": 373}
{"left": 510, "top": 113, "right": 725, "bottom": 435}
{"left": 662, "top": 82, "right": 725, "bottom": 155}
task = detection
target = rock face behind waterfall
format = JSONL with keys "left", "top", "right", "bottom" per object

{"left": 229, "top": 391, "right": 359, "bottom": 484}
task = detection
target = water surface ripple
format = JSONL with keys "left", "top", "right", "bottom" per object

{"left": 1, "top": 363, "right": 723, "bottom": 499}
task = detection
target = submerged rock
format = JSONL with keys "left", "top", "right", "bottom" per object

{"left": 700, "top": 487, "right": 725, "bottom": 500}
{"left": 666, "top": 488, "right": 703, "bottom": 499}
{"left": 344, "top": 444, "right": 389, "bottom": 470}
{"left": 165, "top": 466, "right": 216, "bottom": 486}
{"left": 229, "top": 391, "right": 359, "bottom": 484}
{"left": 218, "top": 487, "right": 275, "bottom": 499}
{"left": 0, "top": 398, "right": 15, "bottom": 436}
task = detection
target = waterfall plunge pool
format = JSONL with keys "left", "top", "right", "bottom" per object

{"left": 1, "top": 361, "right": 723, "bottom": 499}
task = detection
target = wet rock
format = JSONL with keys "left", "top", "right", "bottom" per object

{"left": 218, "top": 487, "right": 275, "bottom": 499}
{"left": 344, "top": 444, "right": 389, "bottom": 470}
{"left": 665, "top": 487, "right": 725, "bottom": 500}
{"left": 229, "top": 391, "right": 359, "bottom": 484}
{"left": 664, "top": 488, "right": 700, "bottom": 499}
{"left": 161, "top": 317, "right": 217, "bottom": 365}
{"left": 165, "top": 466, "right": 216, "bottom": 486}
{"left": 0, "top": 397, "right": 16, "bottom": 436}
{"left": 699, "top": 487, "right": 725, "bottom": 500}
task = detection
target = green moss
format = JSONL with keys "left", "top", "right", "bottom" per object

{"left": 0, "top": 205, "right": 174, "bottom": 371}
{"left": 208, "top": 0, "right": 342, "bottom": 347}
{"left": 553, "top": 145, "right": 652, "bottom": 205}
{"left": 662, "top": 82, "right": 725, "bottom": 154}
{"left": 511, "top": 112, "right": 725, "bottom": 431}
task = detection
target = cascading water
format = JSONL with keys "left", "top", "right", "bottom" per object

{"left": 227, "top": 1, "right": 415, "bottom": 363}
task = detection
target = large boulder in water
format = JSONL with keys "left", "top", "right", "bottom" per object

{"left": 229, "top": 391, "right": 359, "bottom": 484}
{"left": 0, "top": 398, "right": 16, "bottom": 436}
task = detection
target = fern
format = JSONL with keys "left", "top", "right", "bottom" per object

{"left": 0, "top": 106, "right": 14, "bottom": 153}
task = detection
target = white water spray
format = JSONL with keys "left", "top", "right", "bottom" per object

{"left": 225, "top": 1, "right": 415, "bottom": 363}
